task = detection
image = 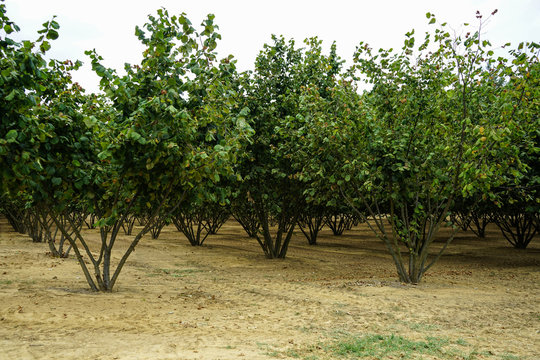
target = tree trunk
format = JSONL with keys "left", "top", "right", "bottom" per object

{"left": 297, "top": 213, "right": 325, "bottom": 245}
{"left": 494, "top": 212, "right": 537, "bottom": 249}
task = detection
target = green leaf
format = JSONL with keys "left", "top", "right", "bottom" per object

{"left": 97, "top": 150, "right": 111, "bottom": 160}
{"left": 40, "top": 41, "right": 51, "bottom": 52}
{"left": 135, "top": 26, "right": 144, "bottom": 38}
{"left": 5, "top": 90, "right": 17, "bottom": 101}
{"left": 166, "top": 105, "right": 177, "bottom": 114}
{"left": 6, "top": 129, "right": 18, "bottom": 142}
{"left": 46, "top": 29, "right": 59, "bottom": 40}
{"left": 51, "top": 177, "right": 62, "bottom": 186}
{"left": 129, "top": 131, "right": 142, "bottom": 141}
{"left": 83, "top": 116, "right": 97, "bottom": 128}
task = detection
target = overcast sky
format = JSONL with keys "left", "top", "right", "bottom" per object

{"left": 5, "top": 0, "right": 540, "bottom": 93}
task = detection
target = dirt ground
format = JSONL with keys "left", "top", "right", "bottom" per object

{"left": 0, "top": 216, "right": 539, "bottom": 360}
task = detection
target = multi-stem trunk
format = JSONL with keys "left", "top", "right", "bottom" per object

{"left": 253, "top": 202, "right": 299, "bottom": 259}
{"left": 297, "top": 213, "right": 325, "bottom": 245}
{"left": 173, "top": 209, "right": 212, "bottom": 246}
{"left": 49, "top": 185, "right": 185, "bottom": 292}
{"left": 344, "top": 188, "right": 458, "bottom": 284}
{"left": 494, "top": 212, "right": 537, "bottom": 249}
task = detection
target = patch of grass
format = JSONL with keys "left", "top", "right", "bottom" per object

{"left": 286, "top": 349, "right": 300, "bottom": 358}
{"left": 0, "top": 279, "right": 13, "bottom": 285}
{"left": 257, "top": 342, "right": 279, "bottom": 357}
{"left": 276, "top": 333, "right": 512, "bottom": 360}
{"left": 269, "top": 348, "right": 281, "bottom": 355}
{"left": 332, "top": 334, "right": 449, "bottom": 358}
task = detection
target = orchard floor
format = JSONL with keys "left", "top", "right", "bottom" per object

{"left": 0, "top": 217, "right": 539, "bottom": 360}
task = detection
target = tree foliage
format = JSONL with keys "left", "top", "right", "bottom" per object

{"left": 235, "top": 36, "right": 345, "bottom": 258}
{"left": 1, "top": 5, "right": 252, "bottom": 291}
{"left": 297, "top": 11, "right": 538, "bottom": 283}
{"left": 1, "top": 3, "right": 538, "bottom": 288}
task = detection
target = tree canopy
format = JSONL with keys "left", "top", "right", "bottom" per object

{"left": 1, "top": 3, "right": 538, "bottom": 289}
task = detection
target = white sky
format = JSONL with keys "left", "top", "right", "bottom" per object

{"left": 5, "top": 0, "right": 540, "bottom": 93}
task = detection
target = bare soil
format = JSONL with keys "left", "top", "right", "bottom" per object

{"left": 0, "top": 216, "right": 539, "bottom": 359}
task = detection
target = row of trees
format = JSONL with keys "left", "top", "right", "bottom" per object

{"left": 1, "top": 3, "right": 538, "bottom": 290}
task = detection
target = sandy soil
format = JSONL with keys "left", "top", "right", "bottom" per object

{"left": 0, "top": 216, "right": 539, "bottom": 360}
